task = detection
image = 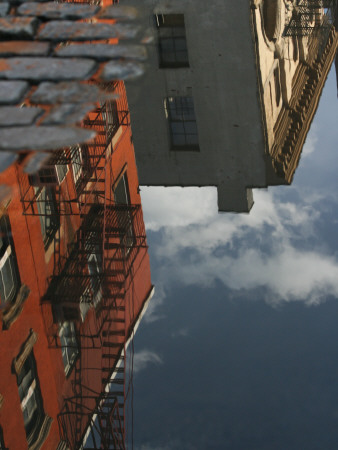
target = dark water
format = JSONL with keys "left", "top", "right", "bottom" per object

{"left": 132, "top": 69, "right": 338, "bottom": 450}
{"left": 0, "top": 3, "right": 337, "bottom": 450}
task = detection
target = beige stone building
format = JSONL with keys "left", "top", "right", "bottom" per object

{"left": 124, "top": 0, "right": 337, "bottom": 212}
{"left": 253, "top": 0, "right": 338, "bottom": 184}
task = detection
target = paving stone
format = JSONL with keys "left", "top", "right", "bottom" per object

{"left": 0, "top": 57, "right": 97, "bottom": 81}
{"left": 0, "top": 41, "right": 50, "bottom": 56}
{"left": 37, "top": 20, "right": 140, "bottom": 41}
{"left": 55, "top": 43, "right": 147, "bottom": 61}
{"left": 41, "top": 102, "right": 95, "bottom": 125}
{"left": 7, "top": 0, "right": 51, "bottom": 3}
{"left": 18, "top": 2, "right": 99, "bottom": 20}
{"left": 0, "top": 106, "right": 43, "bottom": 126}
{"left": 0, "top": 152, "right": 18, "bottom": 173}
{"left": 22, "top": 151, "right": 53, "bottom": 173}
{"left": 101, "top": 60, "right": 145, "bottom": 81}
{"left": 98, "top": 5, "right": 139, "bottom": 20}
{"left": 0, "top": 80, "right": 29, "bottom": 104}
{"left": 0, "top": 125, "right": 96, "bottom": 151}
{"left": 0, "top": 17, "right": 39, "bottom": 39}
{"left": 0, "top": 3, "right": 10, "bottom": 17}
{"left": 30, "top": 81, "right": 112, "bottom": 104}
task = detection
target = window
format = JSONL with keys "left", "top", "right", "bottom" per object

{"left": 165, "top": 96, "right": 199, "bottom": 149}
{"left": 59, "top": 321, "right": 78, "bottom": 376}
{"left": 0, "top": 215, "right": 20, "bottom": 309}
{"left": 17, "top": 352, "right": 45, "bottom": 447}
{"left": 101, "top": 100, "right": 120, "bottom": 138}
{"left": 88, "top": 253, "right": 103, "bottom": 308}
{"left": 79, "top": 288, "right": 92, "bottom": 322}
{"left": 71, "top": 145, "right": 83, "bottom": 184}
{"left": 114, "top": 174, "right": 134, "bottom": 254}
{"left": 114, "top": 173, "right": 129, "bottom": 205}
{"left": 30, "top": 156, "right": 68, "bottom": 187}
{"left": 36, "top": 187, "right": 60, "bottom": 250}
{"left": 155, "top": 14, "right": 189, "bottom": 68}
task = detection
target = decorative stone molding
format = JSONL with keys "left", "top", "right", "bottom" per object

{"left": 2, "top": 284, "right": 30, "bottom": 330}
{"left": 28, "top": 414, "right": 53, "bottom": 450}
{"left": 271, "top": 26, "right": 337, "bottom": 182}
{"left": 12, "top": 328, "right": 37, "bottom": 375}
{"left": 56, "top": 440, "right": 70, "bottom": 450}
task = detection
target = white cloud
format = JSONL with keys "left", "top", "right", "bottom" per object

{"left": 171, "top": 328, "right": 189, "bottom": 338}
{"left": 141, "top": 186, "right": 338, "bottom": 306}
{"left": 302, "top": 125, "right": 318, "bottom": 157}
{"left": 133, "top": 350, "right": 163, "bottom": 374}
{"left": 143, "top": 284, "right": 166, "bottom": 324}
{"left": 135, "top": 439, "right": 196, "bottom": 450}
{"left": 140, "top": 186, "right": 217, "bottom": 231}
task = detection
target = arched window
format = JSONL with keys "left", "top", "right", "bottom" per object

{"left": 262, "top": 0, "right": 281, "bottom": 42}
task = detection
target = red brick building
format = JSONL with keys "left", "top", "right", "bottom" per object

{"left": 0, "top": 80, "right": 153, "bottom": 449}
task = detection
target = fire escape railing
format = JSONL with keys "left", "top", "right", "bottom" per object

{"left": 42, "top": 203, "right": 146, "bottom": 344}
{"left": 18, "top": 82, "right": 129, "bottom": 219}
{"left": 40, "top": 202, "right": 147, "bottom": 449}
{"left": 283, "top": 0, "right": 337, "bottom": 37}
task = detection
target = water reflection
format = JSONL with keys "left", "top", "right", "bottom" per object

{"left": 0, "top": 1, "right": 337, "bottom": 450}
{"left": 0, "top": 80, "right": 154, "bottom": 449}
{"left": 125, "top": 0, "right": 337, "bottom": 213}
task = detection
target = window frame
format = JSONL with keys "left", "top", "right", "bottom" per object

{"left": 155, "top": 14, "right": 189, "bottom": 68}
{"left": 59, "top": 321, "right": 79, "bottom": 376}
{"left": 71, "top": 145, "right": 83, "bottom": 185}
{"left": 113, "top": 173, "right": 135, "bottom": 256}
{"left": 87, "top": 253, "right": 103, "bottom": 308}
{"left": 164, "top": 96, "right": 199, "bottom": 151}
{"left": 35, "top": 187, "right": 60, "bottom": 250}
{"left": 16, "top": 351, "right": 45, "bottom": 447}
{"left": 101, "top": 100, "right": 120, "bottom": 139}
{"left": 0, "top": 215, "right": 21, "bottom": 310}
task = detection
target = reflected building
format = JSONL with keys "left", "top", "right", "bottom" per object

{"left": 124, "top": 0, "right": 337, "bottom": 212}
{"left": 0, "top": 81, "right": 154, "bottom": 449}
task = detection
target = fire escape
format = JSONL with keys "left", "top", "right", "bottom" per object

{"left": 283, "top": 0, "right": 337, "bottom": 39}
{"left": 18, "top": 81, "right": 147, "bottom": 449}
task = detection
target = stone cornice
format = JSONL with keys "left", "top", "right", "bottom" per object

{"left": 271, "top": 26, "right": 338, "bottom": 182}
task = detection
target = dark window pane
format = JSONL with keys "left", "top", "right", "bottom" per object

{"left": 166, "top": 96, "right": 199, "bottom": 150}
{"left": 162, "top": 52, "right": 177, "bottom": 64}
{"left": 173, "top": 36, "right": 187, "bottom": 48}
{"left": 114, "top": 174, "right": 129, "bottom": 205}
{"left": 172, "top": 134, "right": 186, "bottom": 147}
{"left": 186, "top": 134, "right": 199, "bottom": 146}
{"left": 157, "top": 14, "right": 189, "bottom": 67}
{"left": 171, "top": 122, "right": 185, "bottom": 134}
{"left": 184, "top": 122, "right": 198, "bottom": 134}
{"left": 160, "top": 38, "right": 175, "bottom": 51}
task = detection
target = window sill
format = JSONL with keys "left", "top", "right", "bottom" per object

{"left": 2, "top": 284, "right": 30, "bottom": 330}
{"left": 28, "top": 415, "right": 53, "bottom": 450}
{"left": 159, "top": 63, "right": 190, "bottom": 69}
{"left": 170, "top": 145, "right": 200, "bottom": 152}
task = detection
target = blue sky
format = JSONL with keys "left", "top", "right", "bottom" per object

{"left": 130, "top": 67, "right": 338, "bottom": 449}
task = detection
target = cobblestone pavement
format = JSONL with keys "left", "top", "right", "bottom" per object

{"left": 0, "top": 2, "right": 148, "bottom": 156}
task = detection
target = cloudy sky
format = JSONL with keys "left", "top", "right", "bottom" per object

{"left": 129, "top": 67, "right": 338, "bottom": 449}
